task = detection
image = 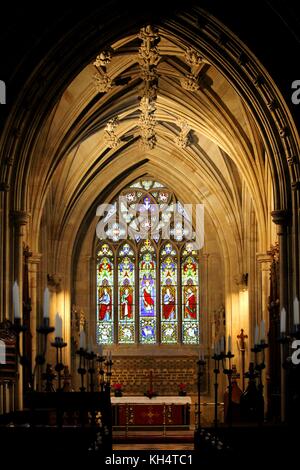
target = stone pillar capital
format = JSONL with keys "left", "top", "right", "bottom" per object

{"left": 10, "top": 210, "right": 30, "bottom": 226}
{"left": 28, "top": 253, "right": 42, "bottom": 265}
{"left": 47, "top": 273, "right": 62, "bottom": 291}
{"left": 256, "top": 253, "right": 272, "bottom": 265}
{"left": 271, "top": 209, "right": 290, "bottom": 226}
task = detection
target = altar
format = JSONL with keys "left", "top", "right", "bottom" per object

{"left": 111, "top": 396, "right": 191, "bottom": 430}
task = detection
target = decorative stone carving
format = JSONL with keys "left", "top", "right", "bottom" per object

{"left": 175, "top": 118, "right": 191, "bottom": 149}
{"left": 93, "top": 50, "right": 112, "bottom": 68}
{"left": 139, "top": 96, "right": 156, "bottom": 115}
{"left": 180, "top": 73, "right": 199, "bottom": 91}
{"left": 184, "top": 47, "right": 205, "bottom": 67}
{"left": 93, "top": 71, "right": 113, "bottom": 93}
{"left": 139, "top": 113, "right": 157, "bottom": 149}
{"left": 71, "top": 305, "right": 87, "bottom": 352}
{"left": 138, "top": 45, "right": 160, "bottom": 68}
{"left": 104, "top": 117, "right": 121, "bottom": 149}
{"left": 47, "top": 273, "right": 61, "bottom": 289}
{"left": 139, "top": 134, "right": 157, "bottom": 150}
{"left": 138, "top": 25, "right": 160, "bottom": 43}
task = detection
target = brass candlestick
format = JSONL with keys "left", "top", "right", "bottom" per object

{"left": 51, "top": 337, "right": 67, "bottom": 392}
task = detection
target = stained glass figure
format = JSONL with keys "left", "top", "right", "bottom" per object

{"left": 118, "top": 243, "right": 135, "bottom": 343}
{"left": 182, "top": 252, "right": 199, "bottom": 344}
{"left": 139, "top": 240, "right": 156, "bottom": 343}
{"left": 96, "top": 244, "right": 114, "bottom": 344}
{"left": 160, "top": 246, "right": 178, "bottom": 343}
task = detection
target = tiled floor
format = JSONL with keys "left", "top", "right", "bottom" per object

{"left": 113, "top": 443, "right": 194, "bottom": 450}
{"left": 113, "top": 430, "right": 195, "bottom": 450}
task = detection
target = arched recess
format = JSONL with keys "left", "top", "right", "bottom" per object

{"left": 0, "top": 5, "right": 298, "bottom": 402}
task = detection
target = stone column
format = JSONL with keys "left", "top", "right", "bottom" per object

{"left": 256, "top": 253, "right": 272, "bottom": 412}
{"left": 256, "top": 253, "right": 272, "bottom": 329}
{"left": 271, "top": 209, "right": 291, "bottom": 422}
{"left": 11, "top": 210, "right": 30, "bottom": 409}
{"left": 28, "top": 253, "right": 42, "bottom": 387}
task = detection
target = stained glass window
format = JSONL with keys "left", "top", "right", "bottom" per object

{"left": 160, "top": 243, "right": 178, "bottom": 344}
{"left": 182, "top": 243, "right": 199, "bottom": 344}
{"left": 96, "top": 243, "right": 114, "bottom": 344}
{"left": 139, "top": 240, "right": 156, "bottom": 344}
{"left": 118, "top": 243, "right": 135, "bottom": 343}
{"left": 96, "top": 178, "right": 200, "bottom": 346}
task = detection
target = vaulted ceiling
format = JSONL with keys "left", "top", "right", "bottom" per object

{"left": 26, "top": 25, "right": 275, "bottom": 275}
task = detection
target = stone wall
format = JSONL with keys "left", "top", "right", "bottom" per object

{"left": 110, "top": 356, "right": 208, "bottom": 396}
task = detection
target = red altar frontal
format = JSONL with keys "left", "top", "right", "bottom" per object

{"left": 111, "top": 397, "right": 191, "bottom": 430}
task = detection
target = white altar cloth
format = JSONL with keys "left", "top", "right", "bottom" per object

{"left": 111, "top": 396, "right": 191, "bottom": 405}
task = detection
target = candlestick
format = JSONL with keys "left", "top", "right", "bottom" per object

{"left": 280, "top": 307, "right": 286, "bottom": 334}
{"left": 43, "top": 287, "right": 50, "bottom": 318}
{"left": 79, "top": 330, "right": 86, "bottom": 349}
{"left": 13, "top": 281, "right": 20, "bottom": 319}
{"left": 294, "top": 296, "right": 300, "bottom": 326}
{"left": 88, "top": 335, "right": 94, "bottom": 353}
{"left": 55, "top": 313, "right": 62, "bottom": 338}
{"left": 254, "top": 324, "right": 259, "bottom": 345}
{"left": 260, "top": 320, "right": 265, "bottom": 342}
{"left": 227, "top": 335, "right": 232, "bottom": 352}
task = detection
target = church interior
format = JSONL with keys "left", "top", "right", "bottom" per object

{"left": 0, "top": 0, "right": 300, "bottom": 464}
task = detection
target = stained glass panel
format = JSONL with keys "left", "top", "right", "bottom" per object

{"left": 96, "top": 179, "right": 201, "bottom": 348}
{"left": 160, "top": 247, "right": 178, "bottom": 344}
{"left": 118, "top": 244, "right": 135, "bottom": 344}
{"left": 96, "top": 245, "right": 114, "bottom": 344}
{"left": 182, "top": 253, "right": 199, "bottom": 344}
{"left": 139, "top": 240, "right": 156, "bottom": 343}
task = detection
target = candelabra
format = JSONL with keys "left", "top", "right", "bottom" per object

{"left": 97, "top": 353, "right": 106, "bottom": 392}
{"left": 86, "top": 349, "right": 97, "bottom": 392}
{"left": 220, "top": 348, "right": 234, "bottom": 427}
{"left": 211, "top": 349, "right": 222, "bottom": 429}
{"left": 11, "top": 317, "right": 55, "bottom": 391}
{"left": 76, "top": 346, "right": 87, "bottom": 392}
{"left": 105, "top": 354, "right": 113, "bottom": 391}
{"left": 251, "top": 338, "right": 268, "bottom": 402}
{"left": 196, "top": 356, "right": 206, "bottom": 429}
{"left": 51, "top": 336, "right": 67, "bottom": 392}
{"left": 237, "top": 329, "right": 248, "bottom": 391}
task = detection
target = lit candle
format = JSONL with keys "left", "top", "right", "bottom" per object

{"left": 294, "top": 296, "right": 300, "bottom": 326}
{"left": 280, "top": 307, "right": 286, "bottom": 334}
{"left": 227, "top": 335, "right": 232, "bottom": 352}
{"left": 55, "top": 313, "right": 62, "bottom": 338}
{"left": 98, "top": 344, "right": 103, "bottom": 357}
{"left": 79, "top": 330, "right": 86, "bottom": 349}
{"left": 220, "top": 336, "right": 225, "bottom": 353}
{"left": 88, "top": 336, "right": 94, "bottom": 353}
{"left": 260, "top": 320, "right": 265, "bottom": 342}
{"left": 254, "top": 324, "right": 259, "bottom": 345}
{"left": 13, "top": 281, "right": 20, "bottom": 319}
{"left": 109, "top": 351, "right": 112, "bottom": 361}
{"left": 43, "top": 287, "right": 50, "bottom": 318}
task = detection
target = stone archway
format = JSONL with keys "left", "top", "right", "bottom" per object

{"left": 0, "top": 3, "right": 299, "bottom": 418}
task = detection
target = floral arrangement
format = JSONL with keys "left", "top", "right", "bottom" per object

{"left": 112, "top": 383, "right": 123, "bottom": 396}
{"left": 112, "top": 383, "right": 122, "bottom": 390}
{"left": 178, "top": 383, "right": 187, "bottom": 396}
